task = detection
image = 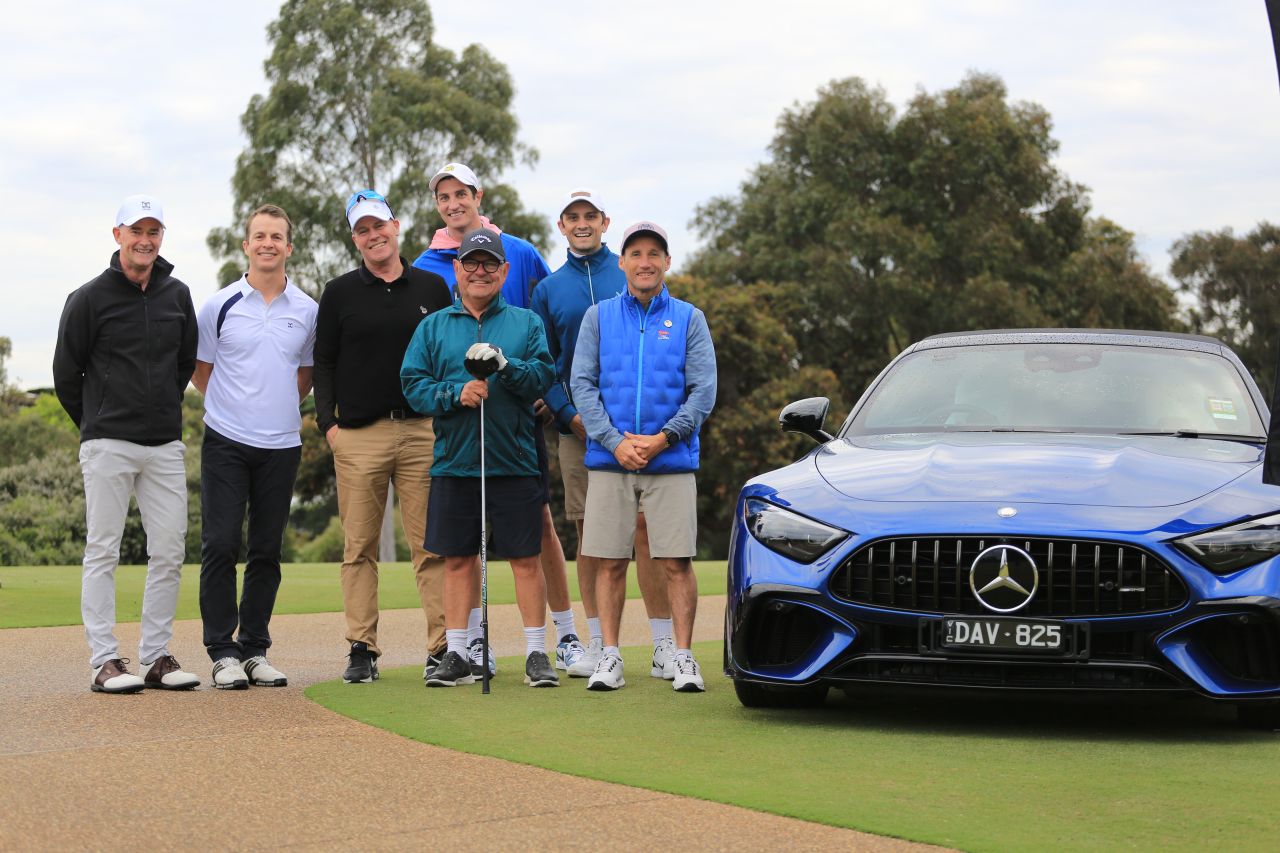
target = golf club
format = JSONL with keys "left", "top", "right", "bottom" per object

{"left": 464, "top": 347, "right": 501, "bottom": 694}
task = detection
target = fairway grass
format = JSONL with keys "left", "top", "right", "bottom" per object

{"left": 309, "top": 642, "right": 1280, "bottom": 851}
{"left": 0, "top": 562, "right": 726, "bottom": 629}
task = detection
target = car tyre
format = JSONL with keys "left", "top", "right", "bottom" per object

{"left": 733, "top": 679, "right": 829, "bottom": 709}
{"left": 1236, "top": 700, "right": 1280, "bottom": 730}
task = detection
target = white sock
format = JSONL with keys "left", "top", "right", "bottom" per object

{"left": 650, "top": 618, "right": 673, "bottom": 645}
{"left": 587, "top": 617, "right": 602, "bottom": 641}
{"left": 467, "top": 608, "right": 483, "bottom": 645}
{"left": 525, "top": 626, "right": 546, "bottom": 655}
{"left": 604, "top": 645, "right": 621, "bottom": 660}
{"left": 551, "top": 609, "right": 577, "bottom": 641}
{"left": 446, "top": 629, "right": 468, "bottom": 656}
{"left": 675, "top": 648, "right": 693, "bottom": 661}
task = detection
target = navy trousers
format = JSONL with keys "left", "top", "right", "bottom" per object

{"left": 199, "top": 428, "right": 301, "bottom": 661}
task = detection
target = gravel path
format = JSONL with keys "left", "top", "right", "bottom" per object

{"left": 0, "top": 596, "right": 940, "bottom": 852}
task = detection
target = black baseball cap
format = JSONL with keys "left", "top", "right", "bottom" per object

{"left": 457, "top": 228, "right": 506, "bottom": 262}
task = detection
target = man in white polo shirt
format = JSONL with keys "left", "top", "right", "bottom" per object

{"left": 192, "top": 204, "right": 318, "bottom": 689}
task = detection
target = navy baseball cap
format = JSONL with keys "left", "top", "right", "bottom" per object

{"left": 457, "top": 228, "right": 505, "bottom": 262}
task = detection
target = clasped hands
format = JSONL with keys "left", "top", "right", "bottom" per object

{"left": 612, "top": 431, "right": 668, "bottom": 471}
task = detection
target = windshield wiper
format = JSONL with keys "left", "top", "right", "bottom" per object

{"left": 1120, "top": 430, "right": 1266, "bottom": 444}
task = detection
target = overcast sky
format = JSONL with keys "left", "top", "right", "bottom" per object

{"left": 3, "top": 1, "right": 1278, "bottom": 389}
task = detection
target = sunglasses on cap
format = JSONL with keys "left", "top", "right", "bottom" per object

{"left": 344, "top": 189, "right": 395, "bottom": 219}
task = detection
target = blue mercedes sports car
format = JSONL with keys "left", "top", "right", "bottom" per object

{"left": 725, "top": 329, "right": 1280, "bottom": 726}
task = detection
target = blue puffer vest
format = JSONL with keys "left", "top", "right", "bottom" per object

{"left": 584, "top": 287, "right": 700, "bottom": 473}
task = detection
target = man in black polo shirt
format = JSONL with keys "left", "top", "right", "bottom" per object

{"left": 314, "top": 190, "right": 452, "bottom": 683}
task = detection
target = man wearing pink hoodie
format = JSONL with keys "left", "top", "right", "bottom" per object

{"left": 411, "top": 162, "right": 550, "bottom": 308}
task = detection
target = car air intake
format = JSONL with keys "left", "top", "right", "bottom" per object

{"left": 830, "top": 536, "right": 1187, "bottom": 617}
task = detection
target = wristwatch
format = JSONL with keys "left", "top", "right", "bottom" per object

{"left": 661, "top": 428, "right": 679, "bottom": 448}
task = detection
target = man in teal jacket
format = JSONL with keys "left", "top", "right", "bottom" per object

{"left": 401, "top": 228, "right": 558, "bottom": 688}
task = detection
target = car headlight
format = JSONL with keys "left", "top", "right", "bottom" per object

{"left": 1173, "top": 513, "right": 1280, "bottom": 574}
{"left": 743, "top": 498, "right": 850, "bottom": 564}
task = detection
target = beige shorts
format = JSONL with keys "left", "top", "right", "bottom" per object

{"left": 556, "top": 429, "right": 589, "bottom": 521}
{"left": 581, "top": 470, "right": 697, "bottom": 559}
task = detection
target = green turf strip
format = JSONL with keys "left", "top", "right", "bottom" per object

{"left": 0, "top": 562, "right": 726, "bottom": 629}
{"left": 308, "top": 642, "right": 1280, "bottom": 851}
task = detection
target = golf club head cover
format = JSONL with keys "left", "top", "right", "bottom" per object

{"left": 464, "top": 342, "right": 507, "bottom": 379}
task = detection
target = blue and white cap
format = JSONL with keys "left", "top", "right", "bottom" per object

{"left": 345, "top": 189, "right": 395, "bottom": 228}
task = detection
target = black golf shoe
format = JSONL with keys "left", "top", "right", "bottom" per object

{"left": 343, "top": 642, "right": 379, "bottom": 683}
{"left": 426, "top": 651, "right": 475, "bottom": 687}
{"left": 524, "top": 651, "right": 559, "bottom": 687}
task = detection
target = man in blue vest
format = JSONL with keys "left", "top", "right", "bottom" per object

{"left": 531, "top": 190, "right": 674, "bottom": 680}
{"left": 570, "top": 221, "right": 717, "bottom": 693}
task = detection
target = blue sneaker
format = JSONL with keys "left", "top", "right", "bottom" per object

{"left": 556, "top": 634, "right": 586, "bottom": 672}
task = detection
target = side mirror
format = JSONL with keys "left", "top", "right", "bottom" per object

{"left": 779, "top": 397, "right": 834, "bottom": 443}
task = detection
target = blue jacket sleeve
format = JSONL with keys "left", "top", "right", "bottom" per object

{"left": 570, "top": 305, "right": 624, "bottom": 453}
{"left": 400, "top": 319, "right": 462, "bottom": 417}
{"left": 661, "top": 308, "right": 717, "bottom": 441}
{"left": 530, "top": 280, "right": 576, "bottom": 433}
{"left": 496, "top": 314, "right": 555, "bottom": 404}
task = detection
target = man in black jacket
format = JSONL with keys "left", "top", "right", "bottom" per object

{"left": 53, "top": 195, "right": 201, "bottom": 694}
{"left": 314, "top": 190, "right": 453, "bottom": 684}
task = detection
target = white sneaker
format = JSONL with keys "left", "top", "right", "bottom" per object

{"left": 672, "top": 655, "right": 705, "bottom": 693}
{"left": 587, "top": 652, "right": 625, "bottom": 691}
{"left": 243, "top": 656, "right": 288, "bottom": 687}
{"left": 212, "top": 657, "right": 249, "bottom": 690}
{"left": 651, "top": 636, "right": 676, "bottom": 680}
{"left": 569, "top": 636, "right": 603, "bottom": 678}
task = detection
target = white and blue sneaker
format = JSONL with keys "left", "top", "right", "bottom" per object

{"left": 651, "top": 636, "right": 676, "bottom": 680}
{"left": 556, "top": 634, "right": 586, "bottom": 672}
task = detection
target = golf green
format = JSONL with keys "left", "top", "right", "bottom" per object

{"left": 309, "top": 642, "right": 1280, "bottom": 851}
{"left": 0, "top": 561, "right": 726, "bottom": 629}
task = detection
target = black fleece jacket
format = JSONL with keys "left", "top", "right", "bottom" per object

{"left": 53, "top": 251, "right": 197, "bottom": 444}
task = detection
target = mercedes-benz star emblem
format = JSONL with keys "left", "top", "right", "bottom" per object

{"left": 969, "top": 544, "right": 1038, "bottom": 613}
{"left": 997, "top": 506, "right": 1017, "bottom": 518}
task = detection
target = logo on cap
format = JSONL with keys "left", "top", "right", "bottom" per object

{"left": 471, "top": 234, "right": 493, "bottom": 244}
{"left": 141, "top": 201, "right": 151, "bottom": 210}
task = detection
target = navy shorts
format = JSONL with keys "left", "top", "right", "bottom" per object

{"left": 425, "top": 475, "right": 543, "bottom": 558}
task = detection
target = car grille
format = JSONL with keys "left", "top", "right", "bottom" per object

{"left": 834, "top": 658, "right": 1183, "bottom": 690}
{"left": 830, "top": 536, "right": 1187, "bottom": 617}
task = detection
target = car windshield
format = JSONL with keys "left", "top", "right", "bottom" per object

{"left": 845, "top": 341, "right": 1265, "bottom": 438}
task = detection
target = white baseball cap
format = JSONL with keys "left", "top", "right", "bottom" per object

{"left": 559, "top": 188, "right": 605, "bottom": 217}
{"left": 429, "top": 162, "right": 482, "bottom": 193}
{"left": 115, "top": 194, "right": 164, "bottom": 227}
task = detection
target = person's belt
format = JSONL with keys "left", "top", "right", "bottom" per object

{"left": 387, "top": 409, "right": 425, "bottom": 420}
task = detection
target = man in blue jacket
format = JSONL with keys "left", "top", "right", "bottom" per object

{"left": 401, "top": 228, "right": 559, "bottom": 688}
{"left": 571, "top": 221, "right": 717, "bottom": 693}
{"left": 411, "top": 162, "right": 550, "bottom": 307}
{"left": 531, "top": 190, "right": 674, "bottom": 680}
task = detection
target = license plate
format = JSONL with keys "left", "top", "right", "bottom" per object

{"left": 940, "top": 618, "right": 1066, "bottom": 653}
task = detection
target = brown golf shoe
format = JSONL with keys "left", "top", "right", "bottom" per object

{"left": 142, "top": 654, "right": 200, "bottom": 690}
{"left": 91, "top": 659, "right": 145, "bottom": 694}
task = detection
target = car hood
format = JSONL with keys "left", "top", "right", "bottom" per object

{"left": 816, "top": 433, "right": 1262, "bottom": 508}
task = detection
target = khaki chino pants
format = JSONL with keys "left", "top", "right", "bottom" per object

{"left": 332, "top": 418, "right": 444, "bottom": 656}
